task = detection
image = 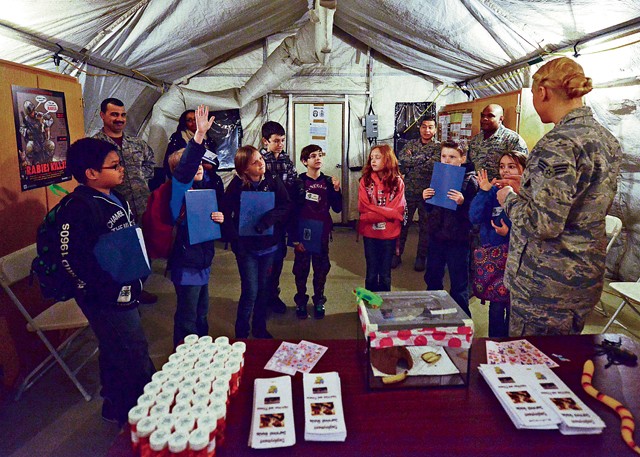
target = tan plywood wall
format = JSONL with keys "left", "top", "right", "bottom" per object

{"left": 0, "top": 60, "right": 82, "bottom": 257}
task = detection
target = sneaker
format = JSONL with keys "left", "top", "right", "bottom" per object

{"left": 391, "top": 254, "right": 402, "bottom": 269}
{"left": 414, "top": 256, "right": 426, "bottom": 272}
{"left": 101, "top": 398, "right": 120, "bottom": 425}
{"left": 313, "top": 301, "right": 326, "bottom": 320}
{"left": 270, "top": 297, "right": 287, "bottom": 314}
{"left": 138, "top": 290, "right": 158, "bottom": 305}
{"left": 252, "top": 328, "right": 273, "bottom": 339}
{"left": 296, "top": 303, "right": 309, "bottom": 320}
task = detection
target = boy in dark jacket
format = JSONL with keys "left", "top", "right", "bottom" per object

{"left": 422, "top": 141, "right": 479, "bottom": 316}
{"left": 167, "top": 105, "right": 224, "bottom": 348}
{"left": 291, "top": 144, "right": 342, "bottom": 319}
{"left": 60, "top": 137, "right": 155, "bottom": 426}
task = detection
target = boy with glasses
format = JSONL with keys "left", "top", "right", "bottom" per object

{"left": 59, "top": 137, "right": 155, "bottom": 426}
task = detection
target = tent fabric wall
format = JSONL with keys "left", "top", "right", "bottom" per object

{"left": 1, "top": 0, "right": 639, "bottom": 279}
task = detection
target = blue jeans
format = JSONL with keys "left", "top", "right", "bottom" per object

{"left": 76, "top": 293, "right": 155, "bottom": 424}
{"left": 363, "top": 237, "right": 396, "bottom": 292}
{"left": 173, "top": 284, "right": 209, "bottom": 348}
{"left": 234, "top": 246, "right": 276, "bottom": 337}
{"left": 424, "top": 239, "right": 471, "bottom": 316}
{"left": 267, "top": 237, "right": 287, "bottom": 299}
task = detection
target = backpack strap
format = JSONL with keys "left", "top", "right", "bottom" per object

{"left": 66, "top": 190, "right": 104, "bottom": 227}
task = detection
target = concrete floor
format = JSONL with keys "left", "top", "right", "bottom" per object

{"left": 1, "top": 226, "right": 638, "bottom": 456}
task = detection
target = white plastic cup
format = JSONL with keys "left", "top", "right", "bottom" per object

{"left": 136, "top": 416, "right": 158, "bottom": 457}
{"left": 171, "top": 402, "right": 191, "bottom": 416}
{"left": 156, "top": 413, "right": 174, "bottom": 433}
{"left": 162, "top": 380, "right": 180, "bottom": 395}
{"left": 136, "top": 393, "right": 156, "bottom": 409}
{"left": 175, "top": 390, "right": 194, "bottom": 405}
{"left": 161, "top": 361, "right": 178, "bottom": 373}
{"left": 189, "top": 428, "right": 210, "bottom": 455}
{"left": 199, "top": 335, "right": 213, "bottom": 345}
{"left": 151, "top": 371, "right": 169, "bottom": 384}
{"left": 174, "top": 414, "right": 195, "bottom": 434}
{"left": 168, "top": 431, "right": 189, "bottom": 454}
{"left": 149, "top": 403, "right": 170, "bottom": 417}
{"left": 194, "top": 360, "right": 210, "bottom": 372}
{"left": 143, "top": 381, "right": 162, "bottom": 396}
{"left": 214, "top": 336, "right": 229, "bottom": 346}
{"left": 192, "top": 392, "right": 210, "bottom": 408}
{"left": 184, "top": 334, "right": 199, "bottom": 345}
{"left": 197, "top": 414, "right": 217, "bottom": 457}
{"left": 155, "top": 391, "right": 175, "bottom": 407}
{"left": 194, "top": 381, "right": 212, "bottom": 396}
{"left": 127, "top": 405, "right": 148, "bottom": 451}
{"left": 231, "top": 341, "right": 246, "bottom": 354}
{"left": 149, "top": 428, "right": 170, "bottom": 454}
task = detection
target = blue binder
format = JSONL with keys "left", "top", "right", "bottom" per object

{"left": 239, "top": 191, "right": 275, "bottom": 236}
{"left": 425, "top": 162, "right": 465, "bottom": 211}
{"left": 298, "top": 218, "right": 324, "bottom": 254}
{"left": 93, "top": 226, "right": 151, "bottom": 283}
{"left": 185, "top": 189, "right": 221, "bottom": 245}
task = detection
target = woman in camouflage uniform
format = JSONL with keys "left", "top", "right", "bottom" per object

{"left": 497, "top": 57, "right": 621, "bottom": 336}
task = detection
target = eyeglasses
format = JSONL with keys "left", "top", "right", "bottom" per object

{"left": 101, "top": 162, "right": 124, "bottom": 171}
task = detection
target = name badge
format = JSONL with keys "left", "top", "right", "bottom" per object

{"left": 117, "top": 285, "right": 132, "bottom": 303}
{"left": 306, "top": 191, "right": 320, "bottom": 202}
{"left": 372, "top": 222, "right": 386, "bottom": 230}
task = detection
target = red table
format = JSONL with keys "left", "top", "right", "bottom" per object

{"left": 108, "top": 334, "right": 640, "bottom": 456}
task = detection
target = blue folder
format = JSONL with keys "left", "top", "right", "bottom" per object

{"left": 239, "top": 191, "right": 275, "bottom": 236}
{"left": 94, "top": 226, "right": 151, "bottom": 283}
{"left": 298, "top": 218, "right": 324, "bottom": 254}
{"left": 185, "top": 189, "right": 221, "bottom": 245}
{"left": 425, "top": 162, "right": 465, "bottom": 211}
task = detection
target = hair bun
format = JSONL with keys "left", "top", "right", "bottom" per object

{"left": 564, "top": 73, "right": 593, "bottom": 98}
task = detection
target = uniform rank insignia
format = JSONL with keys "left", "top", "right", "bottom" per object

{"left": 538, "top": 158, "right": 569, "bottom": 178}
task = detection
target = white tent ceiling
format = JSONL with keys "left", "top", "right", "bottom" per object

{"left": 1, "top": 0, "right": 640, "bottom": 280}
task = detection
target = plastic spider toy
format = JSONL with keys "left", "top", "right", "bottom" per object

{"left": 594, "top": 338, "right": 638, "bottom": 369}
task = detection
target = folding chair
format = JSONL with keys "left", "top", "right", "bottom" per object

{"left": 601, "top": 278, "right": 640, "bottom": 338}
{"left": 594, "top": 215, "right": 623, "bottom": 317}
{"left": 0, "top": 244, "right": 95, "bottom": 401}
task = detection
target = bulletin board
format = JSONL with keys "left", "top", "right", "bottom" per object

{"left": 438, "top": 89, "right": 551, "bottom": 152}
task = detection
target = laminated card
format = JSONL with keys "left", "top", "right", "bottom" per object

{"left": 249, "top": 376, "right": 295, "bottom": 449}
{"left": 303, "top": 372, "right": 347, "bottom": 441}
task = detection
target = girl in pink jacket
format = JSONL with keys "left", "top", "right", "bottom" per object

{"left": 358, "top": 144, "right": 406, "bottom": 291}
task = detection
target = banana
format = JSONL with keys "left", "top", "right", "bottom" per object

{"left": 381, "top": 370, "right": 408, "bottom": 384}
{"left": 421, "top": 351, "right": 441, "bottom": 364}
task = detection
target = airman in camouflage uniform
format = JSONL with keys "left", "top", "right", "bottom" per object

{"left": 469, "top": 104, "right": 528, "bottom": 181}
{"left": 396, "top": 117, "right": 440, "bottom": 271}
{"left": 501, "top": 106, "right": 621, "bottom": 336}
{"left": 93, "top": 98, "right": 155, "bottom": 221}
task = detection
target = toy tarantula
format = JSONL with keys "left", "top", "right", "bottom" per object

{"left": 594, "top": 338, "right": 638, "bottom": 369}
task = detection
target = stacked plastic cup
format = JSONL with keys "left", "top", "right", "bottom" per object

{"left": 148, "top": 427, "right": 170, "bottom": 456}
{"left": 167, "top": 431, "right": 189, "bottom": 456}
{"left": 128, "top": 405, "right": 149, "bottom": 452}
{"left": 136, "top": 415, "right": 158, "bottom": 457}
{"left": 189, "top": 428, "right": 210, "bottom": 457}
{"left": 197, "top": 414, "right": 217, "bottom": 457}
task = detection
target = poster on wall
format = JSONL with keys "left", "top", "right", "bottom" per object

{"left": 208, "top": 108, "right": 242, "bottom": 170}
{"left": 12, "top": 85, "right": 71, "bottom": 191}
{"left": 393, "top": 102, "right": 437, "bottom": 155}
{"left": 438, "top": 110, "right": 473, "bottom": 148}
{"left": 310, "top": 104, "right": 328, "bottom": 152}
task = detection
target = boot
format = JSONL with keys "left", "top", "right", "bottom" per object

{"left": 313, "top": 296, "right": 326, "bottom": 319}
{"left": 295, "top": 294, "right": 309, "bottom": 320}
{"left": 414, "top": 256, "right": 426, "bottom": 272}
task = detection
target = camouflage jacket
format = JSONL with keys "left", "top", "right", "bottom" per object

{"left": 93, "top": 130, "right": 155, "bottom": 221}
{"left": 503, "top": 106, "right": 621, "bottom": 304}
{"left": 398, "top": 138, "right": 441, "bottom": 200}
{"left": 468, "top": 124, "right": 528, "bottom": 180}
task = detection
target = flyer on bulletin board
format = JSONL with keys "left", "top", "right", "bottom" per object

{"left": 12, "top": 85, "right": 71, "bottom": 191}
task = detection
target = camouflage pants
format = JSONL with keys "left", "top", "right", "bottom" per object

{"left": 398, "top": 198, "right": 429, "bottom": 258}
{"left": 292, "top": 240, "right": 331, "bottom": 305}
{"left": 508, "top": 274, "right": 602, "bottom": 336}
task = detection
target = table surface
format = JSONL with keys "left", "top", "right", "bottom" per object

{"left": 108, "top": 334, "right": 640, "bottom": 457}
